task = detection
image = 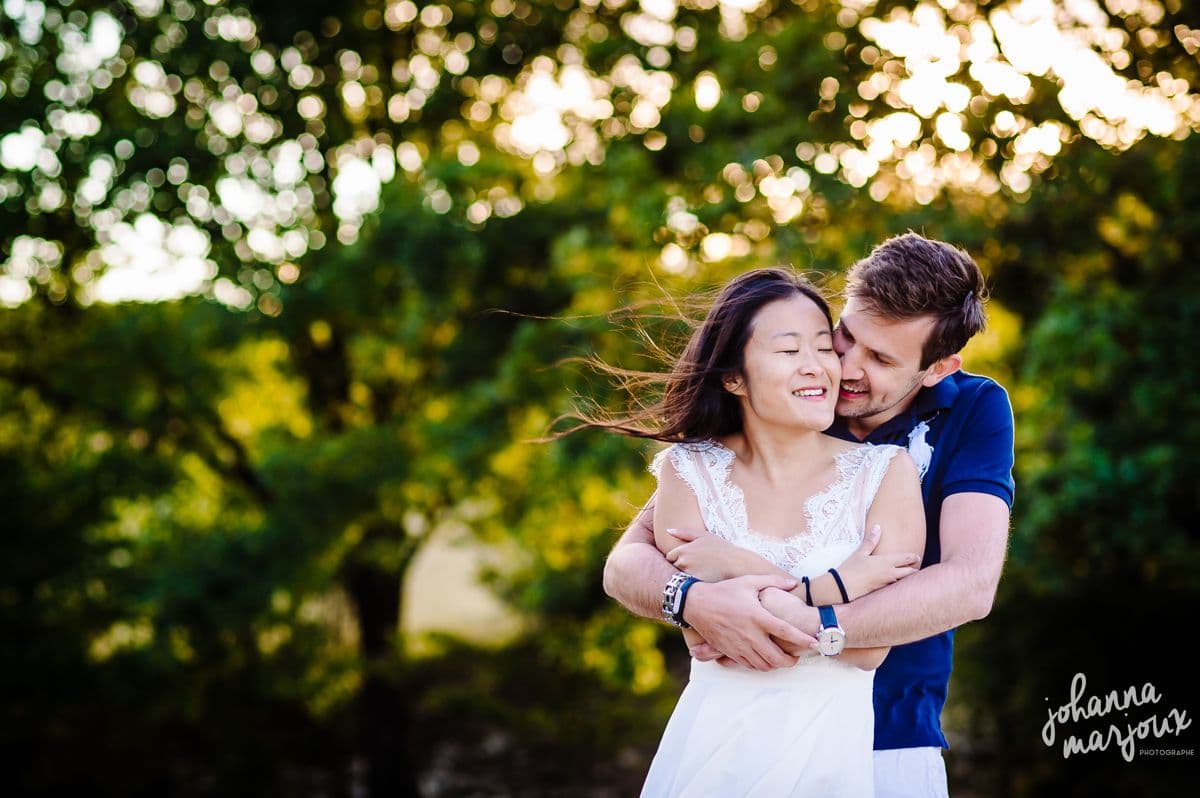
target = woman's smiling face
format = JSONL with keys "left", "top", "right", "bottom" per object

{"left": 724, "top": 293, "right": 841, "bottom": 433}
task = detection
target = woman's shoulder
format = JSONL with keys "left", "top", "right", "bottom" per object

{"left": 825, "top": 437, "right": 912, "bottom": 476}
{"left": 660, "top": 437, "right": 728, "bottom": 457}
{"left": 649, "top": 437, "right": 729, "bottom": 477}
{"left": 860, "top": 444, "right": 918, "bottom": 489}
{"left": 823, "top": 436, "right": 906, "bottom": 458}
{"left": 679, "top": 438, "right": 725, "bottom": 453}
{"left": 822, "top": 435, "right": 864, "bottom": 456}
{"left": 823, "top": 436, "right": 876, "bottom": 464}
{"left": 819, "top": 433, "right": 901, "bottom": 448}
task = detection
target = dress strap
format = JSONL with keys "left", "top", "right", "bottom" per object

{"left": 650, "top": 443, "right": 740, "bottom": 539}
{"left": 850, "top": 445, "right": 904, "bottom": 531}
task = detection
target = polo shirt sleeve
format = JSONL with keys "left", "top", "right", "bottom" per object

{"left": 941, "top": 380, "right": 1016, "bottom": 507}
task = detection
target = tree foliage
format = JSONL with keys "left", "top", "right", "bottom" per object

{"left": 3, "top": 1, "right": 1198, "bottom": 794}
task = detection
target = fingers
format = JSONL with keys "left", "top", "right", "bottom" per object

{"left": 693, "top": 638, "right": 794, "bottom": 671}
{"left": 746, "top": 652, "right": 771, "bottom": 671}
{"left": 715, "top": 652, "right": 753, "bottom": 667}
{"left": 778, "top": 636, "right": 816, "bottom": 658}
{"left": 744, "top": 573, "right": 798, "bottom": 593}
{"left": 666, "top": 548, "right": 679, "bottom": 564}
{"left": 711, "top": 648, "right": 793, "bottom": 671}
{"left": 869, "top": 565, "right": 920, "bottom": 588}
{"left": 756, "top": 641, "right": 798, "bottom": 670}
{"left": 885, "top": 553, "right": 920, "bottom": 578}
{"left": 856, "top": 523, "right": 882, "bottom": 554}
{"left": 666, "top": 527, "right": 701, "bottom": 542}
{"left": 766, "top": 617, "right": 818, "bottom": 649}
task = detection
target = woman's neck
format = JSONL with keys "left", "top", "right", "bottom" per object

{"left": 726, "top": 418, "right": 830, "bottom": 487}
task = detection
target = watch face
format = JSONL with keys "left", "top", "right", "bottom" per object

{"left": 817, "top": 627, "right": 846, "bottom": 656}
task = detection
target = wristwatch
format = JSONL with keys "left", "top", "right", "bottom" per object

{"left": 662, "top": 572, "right": 700, "bottom": 628}
{"left": 816, "top": 605, "right": 846, "bottom": 656}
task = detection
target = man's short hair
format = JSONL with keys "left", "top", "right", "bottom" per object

{"left": 845, "top": 232, "right": 988, "bottom": 369}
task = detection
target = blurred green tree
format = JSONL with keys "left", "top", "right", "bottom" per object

{"left": 3, "top": 1, "right": 1198, "bottom": 795}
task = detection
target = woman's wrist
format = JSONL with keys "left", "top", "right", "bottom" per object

{"left": 760, "top": 588, "right": 820, "bottom": 634}
{"left": 729, "top": 548, "right": 777, "bottom": 580}
{"left": 804, "top": 573, "right": 833, "bottom": 605}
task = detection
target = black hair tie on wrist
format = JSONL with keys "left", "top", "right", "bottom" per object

{"left": 828, "top": 567, "right": 850, "bottom": 604}
{"left": 802, "top": 576, "right": 813, "bottom": 606}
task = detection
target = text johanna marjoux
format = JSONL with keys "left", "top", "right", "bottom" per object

{"left": 1041, "top": 673, "right": 1192, "bottom": 761}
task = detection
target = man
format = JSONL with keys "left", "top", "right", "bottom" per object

{"left": 603, "top": 233, "right": 1015, "bottom": 797}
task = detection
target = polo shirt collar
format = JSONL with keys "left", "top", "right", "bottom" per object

{"left": 914, "top": 370, "right": 960, "bottom": 417}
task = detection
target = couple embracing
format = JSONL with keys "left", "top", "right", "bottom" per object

{"left": 595, "top": 234, "right": 1015, "bottom": 796}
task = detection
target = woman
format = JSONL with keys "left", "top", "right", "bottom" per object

{"left": 580, "top": 269, "right": 924, "bottom": 796}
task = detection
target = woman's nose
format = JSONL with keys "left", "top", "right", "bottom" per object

{"left": 797, "top": 350, "right": 821, "bottom": 375}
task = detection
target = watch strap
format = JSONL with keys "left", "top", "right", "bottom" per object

{"left": 818, "top": 604, "right": 838, "bottom": 630}
{"left": 662, "top": 572, "right": 699, "bottom": 628}
{"left": 676, "top": 576, "right": 700, "bottom": 628}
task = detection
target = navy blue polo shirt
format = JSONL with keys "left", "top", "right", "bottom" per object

{"left": 827, "top": 370, "right": 1015, "bottom": 750}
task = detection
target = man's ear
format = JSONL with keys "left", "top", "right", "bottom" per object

{"left": 723, "top": 372, "right": 747, "bottom": 396}
{"left": 921, "top": 353, "right": 962, "bottom": 388}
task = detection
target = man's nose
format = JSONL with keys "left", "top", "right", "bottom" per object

{"left": 839, "top": 347, "right": 865, "bottom": 380}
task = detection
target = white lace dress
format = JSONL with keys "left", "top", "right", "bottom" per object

{"left": 641, "top": 440, "right": 903, "bottom": 798}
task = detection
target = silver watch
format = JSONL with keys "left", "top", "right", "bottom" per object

{"left": 816, "top": 605, "right": 846, "bottom": 656}
{"left": 662, "top": 572, "right": 698, "bottom": 628}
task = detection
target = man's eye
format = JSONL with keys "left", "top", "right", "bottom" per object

{"left": 818, "top": 348, "right": 834, "bottom": 353}
{"left": 778, "top": 350, "right": 799, "bottom": 355}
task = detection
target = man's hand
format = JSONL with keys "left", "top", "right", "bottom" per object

{"left": 681, "top": 575, "right": 818, "bottom": 671}
{"left": 834, "top": 523, "right": 921, "bottom": 600}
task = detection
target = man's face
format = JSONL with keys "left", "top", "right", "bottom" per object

{"left": 833, "top": 298, "right": 939, "bottom": 436}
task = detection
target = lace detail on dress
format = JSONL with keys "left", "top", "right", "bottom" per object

{"left": 651, "top": 440, "right": 903, "bottom": 580}
{"left": 651, "top": 442, "right": 740, "bottom": 538}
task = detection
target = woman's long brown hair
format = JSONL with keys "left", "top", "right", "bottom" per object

{"left": 557, "top": 268, "right": 833, "bottom": 444}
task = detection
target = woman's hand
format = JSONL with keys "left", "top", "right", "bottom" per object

{"left": 665, "top": 528, "right": 758, "bottom": 582}
{"left": 758, "top": 587, "right": 821, "bottom": 659}
{"left": 681, "top": 627, "right": 706, "bottom": 651}
{"left": 835, "top": 523, "right": 921, "bottom": 600}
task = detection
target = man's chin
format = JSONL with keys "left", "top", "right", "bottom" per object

{"left": 835, "top": 400, "right": 876, "bottom": 419}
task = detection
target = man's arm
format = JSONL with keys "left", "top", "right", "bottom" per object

{"left": 757, "top": 379, "right": 1016, "bottom": 646}
{"left": 757, "top": 492, "right": 1010, "bottom": 646}
{"left": 666, "top": 523, "right": 920, "bottom": 605}
{"left": 602, "top": 498, "right": 675, "bottom": 621}
{"left": 840, "top": 491, "right": 1010, "bottom": 645}
{"left": 602, "top": 495, "right": 816, "bottom": 670}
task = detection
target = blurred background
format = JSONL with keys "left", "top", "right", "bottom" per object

{"left": 2, "top": 0, "right": 1197, "bottom": 795}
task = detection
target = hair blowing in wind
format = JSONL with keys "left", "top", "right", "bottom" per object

{"left": 554, "top": 268, "right": 833, "bottom": 444}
